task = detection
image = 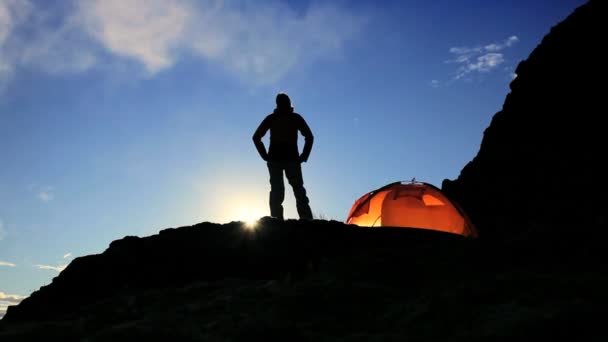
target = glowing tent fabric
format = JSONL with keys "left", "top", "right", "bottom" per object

{"left": 346, "top": 182, "right": 478, "bottom": 237}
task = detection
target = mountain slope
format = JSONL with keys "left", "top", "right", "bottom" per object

{"left": 1, "top": 219, "right": 606, "bottom": 341}
{"left": 2, "top": 1, "right": 607, "bottom": 341}
{"left": 443, "top": 0, "right": 607, "bottom": 236}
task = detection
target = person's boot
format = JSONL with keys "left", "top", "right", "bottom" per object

{"left": 270, "top": 205, "right": 284, "bottom": 221}
{"left": 297, "top": 203, "right": 313, "bottom": 220}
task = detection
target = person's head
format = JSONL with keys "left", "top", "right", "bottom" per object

{"left": 275, "top": 92, "right": 293, "bottom": 112}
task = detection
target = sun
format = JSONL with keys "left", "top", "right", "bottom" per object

{"left": 236, "top": 206, "right": 266, "bottom": 229}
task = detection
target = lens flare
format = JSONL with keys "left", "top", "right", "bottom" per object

{"left": 236, "top": 207, "right": 265, "bottom": 230}
{"left": 244, "top": 219, "right": 258, "bottom": 230}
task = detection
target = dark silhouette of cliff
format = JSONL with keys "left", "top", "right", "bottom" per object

{"left": 443, "top": 0, "right": 607, "bottom": 237}
{"left": 1, "top": 218, "right": 607, "bottom": 341}
{"left": 3, "top": 219, "right": 466, "bottom": 324}
{"left": 2, "top": 1, "right": 608, "bottom": 341}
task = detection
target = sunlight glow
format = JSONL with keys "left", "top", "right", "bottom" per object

{"left": 236, "top": 207, "right": 265, "bottom": 230}
{"left": 244, "top": 219, "right": 258, "bottom": 229}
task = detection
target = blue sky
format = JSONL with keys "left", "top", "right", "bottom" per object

{"left": 0, "top": 0, "right": 588, "bottom": 315}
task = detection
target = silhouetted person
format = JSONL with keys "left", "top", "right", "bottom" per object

{"left": 253, "top": 93, "right": 314, "bottom": 220}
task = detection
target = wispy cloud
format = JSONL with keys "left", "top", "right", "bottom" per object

{"left": 77, "top": 0, "right": 192, "bottom": 73}
{"left": 1, "top": 0, "right": 366, "bottom": 87}
{"left": 34, "top": 264, "right": 67, "bottom": 272}
{"left": 483, "top": 36, "right": 519, "bottom": 52}
{"left": 77, "top": 0, "right": 365, "bottom": 83}
{"left": 37, "top": 190, "right": 54, "bottom": 202}
{"left": 28, "top": 185, "right": 55, "bottom": 202}
{"left": 0, "top": 218, "right": 6, "bottom": 240}
{"left": 446, "top": 35, "right": 519, "bottom": 81}
{"left": 0, "top": 292, "right": 24, "bottom": 302}
{"left": 18, "top": 11, "right": 97, "bottom": 75}
{"left": 0, "top": 0, "right": 31, "bottom": 89}
{"left": 0, "top": 291, "right": 26, "bottom": 319}
{"left": 63, "top": 252, "right": 72, "bottom": 259}
{"left": 0, "top": 261, "right": 16, "bottom": 267}
{"left": 2, "top": 0, "right": 103, "bottom": 85}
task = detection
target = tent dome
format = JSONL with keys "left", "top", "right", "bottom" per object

{"left": 346, "top": 181, "right": 478, "bottom": 237}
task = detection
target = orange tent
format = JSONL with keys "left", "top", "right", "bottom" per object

{"left": 346, "top": 181, "right": 478, "bottom": 237}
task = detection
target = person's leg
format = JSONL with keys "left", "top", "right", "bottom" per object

{"left": 267, "top": 162, "right": 285, "bottom": 220}
{"left": 285, "top": 162, "right": 313, "bottom": 219}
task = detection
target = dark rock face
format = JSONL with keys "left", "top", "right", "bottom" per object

{"left": 1, "top": 219, "right": 606, "bottom": 341}
{"left": 443, "top": 0, "right": 607, "bottom": 236}
{"left": 3, "top": 2, "right": 608, "bottom": 340}
{"left": 1, "top": 219, "right": 462, "bottom": 324}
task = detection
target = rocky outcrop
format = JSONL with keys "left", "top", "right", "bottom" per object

{"left": 3, "top": 2, "right": 608, "bottom": 340}
{"left": 1, "top": 219, "right": 461, "bottom": 323}
{"left": 443, "top": 0, "right": 607, "bottom": 236}
{"left": 1, "top": 218, "right": 606, "bottom": 341}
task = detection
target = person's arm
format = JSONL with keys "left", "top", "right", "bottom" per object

{"left": 252, "top": 116, "right": 271, "bottom": 161}
{"left": 298, "top": 116, "right": 314, "bottom": 162}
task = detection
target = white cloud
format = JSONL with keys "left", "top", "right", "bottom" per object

{"left": 1, "top": 0, "right": 97, "bottom": 81}
{"left": 77, "top": 0, "right": 192, "bottom": 74}
{"left": 0, "top": 291, "right": 26, "bottom": 319}
{"left": 63, "top": 252, "right": 72, "bottom": 259}
{"left": 453, "top": 52, "right": 504, "bottom": 80}
{"left": 37, "top": 191, "right": 54, "bottom": 202}
{"left": 484, "top": 36, "right": 519, "bottom": 52}
{"left": 34, "top": 264, "right": 67, "bottom": 272}
{"left": 18, "top": 14, "right": 98, "bottom": 75}
{"left": 0, "top": 291, "right": 25, "bottom": 303}
{"left": 0, "top": 0, "right": 365, "bottom": 87}
{"left": 30, "top": 185, "right": 54, "bottom": 202}
{"left": 429, "top": 79, "right": 440, "bottom": 88}
{"left": 197, "top": 2, "right": 363, "bottom": 83}
{"left": 0, "top": 261, "right": 16, "bottom": 267}
{"left": 0, "top": 1, "right": 30, "bottom": 42}
{"left": 506, "top": 35, "right": 519, "bottom": 46}
{"left": 77, "top": 0, "right": 364, "bottom": 83}
{"left": 447, "top": 36, "right": 519, "bottom": 81}
{"left": 0, "top": 218, "right": 5, "bottom": 240}
{"left": 0, "top": 0, "right": 31, "bottom": 88}
{"left": 470, "top": 53, "right": 504, "bottom": 72}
